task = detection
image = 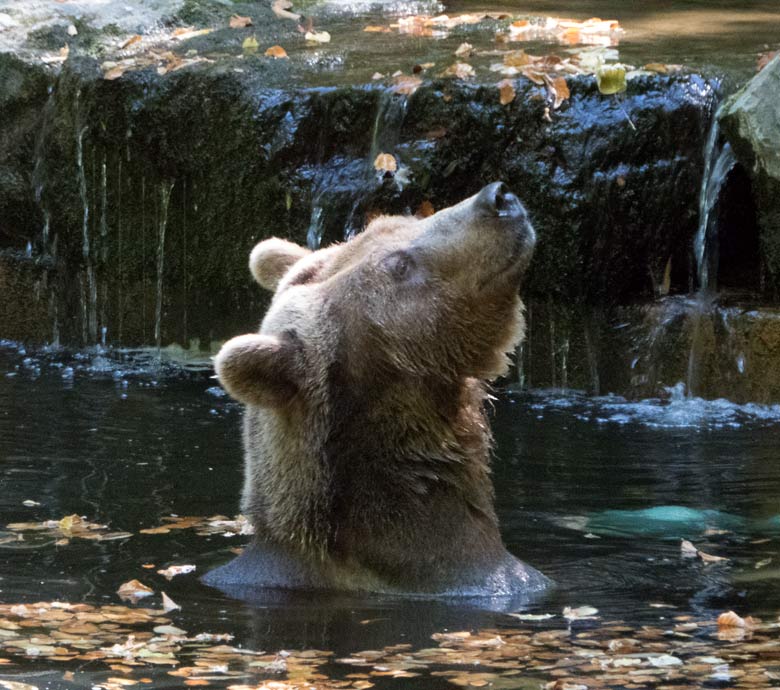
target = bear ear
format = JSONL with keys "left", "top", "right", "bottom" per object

{"left": 250, "top": 238, "right": 311, "bottom": 291}
{"left": 214, "top": 333, "right": 299, "bottom": 407}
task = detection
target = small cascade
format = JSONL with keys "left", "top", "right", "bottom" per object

{"left": 154, "top": 182, "right": 174, "bottom": 351}
{"left": 368, "top": 89, "right": 409, "bottom": 170}
{"left": 76, "top": 124, "right": 98, "bottom": 345}
{"left": 306, "top": 203, "right": 325, "bottom": 250}
{"left": 686, "top": 116, "right": 736, "bottom": 396}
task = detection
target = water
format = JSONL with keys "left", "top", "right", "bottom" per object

{"left": 2, "top": 343, "right": 780, "bottom": 687}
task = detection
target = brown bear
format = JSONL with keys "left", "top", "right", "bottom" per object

{"left": 203, "top": 182, "right": 549, "bottom": 599}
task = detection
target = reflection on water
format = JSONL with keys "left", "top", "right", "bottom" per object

{"left": 2, "top": 341, "right": 780, "bottom": 687}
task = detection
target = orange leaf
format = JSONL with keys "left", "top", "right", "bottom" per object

{"left": 120, "top": 34, "right": 141, "bottom": 49}
{"left": 229, "top": 14, "right": 253, "bottom": 28}
{"left": 498, "top": 79, "right": 516, "bottom": 105}
{"left": 548, "top": 76, "right": 570, "bottom": 109}
{"left": 415, "top": 201, "right": 435, "bottom": 218}
{"left": 265, "top": 45, "right": 288, "bottom": 58}
{"left": 364, "top": 25, "right": 391, "bottom": 33}
{"left": 373, "top": 153, "right": 397, "bottom": 173}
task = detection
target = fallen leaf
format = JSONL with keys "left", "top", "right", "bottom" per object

{"left": 504, "top": 50, "right": 530, "bottom": 67}
{"left": 717, "top": 610, "right": 758, "bottom": 629}
{"left": 415, "top": 201, "right": 435, "bottom": 218}
{"left": 120, "top": 35, "right": 141, "bottom": 49}
{"left": 242, "top": 36, "right": 259, "bottom": 54}
{"left": 596, "top": 64, "right": 626, "bottom": 94}
{"left": 391, "top": 74, "right": 422, "bottom": 95}
{"left": 442, "top": 62, "right": 475, "bottom": 79}
{"left": 271, "top": 0, "right": 300, "bottom": 21}
{"left": 305, "top": 30, "right": 331, "bottom": 44}
{"left": 547, "top": 75, "right": 570, "bottom": 109}
{"left": 117, "top": 579, "right": 154, "bottom": 603}
{"left": 373, "top": 153, "right": 397, "bottom": 173}
{"left": 22, "top": 500, "right": 40, "bottom": 507}
{"left": 161, "top": 592, "right": 181, "bottom": 613}
{"left": 698, "top": 549, "right": 728, "bottom": 564}
{"left": 157, "top": 565, "right": 196, "bottom": 581}
{"left": 563, "top": 605, "right": 599, "bottom": 621}
{"left": 755, "top": 557, "right": 772, "bottom": 569}
{"left": 265, "top": 45, "right": 288, "bottom": 59}
{"left": 229, "top": 14, "right": 253, "bottom": 29}
{"left": 454, "top": 42, "right": 474, "bottom": 58}
{"left": 498, "top": 79, "right": 516, "bottom": 105}
{"left": 509, "top": 613, "right": 555, "bottom": 621}
{"left": 364, "top": 25, "right": 391, "bottom": 33}
{"left": 681, "top": 539, "right": 699, "bottom": 557}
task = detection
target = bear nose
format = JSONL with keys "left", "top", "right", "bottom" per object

{"left": 476, "top": 181, "right": 527, "bottom": 219}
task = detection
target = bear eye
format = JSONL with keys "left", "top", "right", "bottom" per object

{"left": 382, "top": 251, "right": 416, "bottom": 282}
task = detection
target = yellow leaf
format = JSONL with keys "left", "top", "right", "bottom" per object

{"left": 373, "top": 153, "right": 397, "bottom": 173}
{"left": 305, "top": 30, "right": 331, "bottom": 44}
{"left": 265, "top": 45, "right": 288, "bottom": 58}
{"left": 503, "top": 50, "right": 529, "bottom": 68}
{"left": 363, "top": 25, "right": 391, "bottom": 33}
{"left": 596, "top": 65, "right": 626, "bottom": 95}
{"left": 498, "top": 79, "right": 516, "bottom": 105}
{"left": 242, "top": 36, "right": 259, "bottom": 53}
{"left": 229, "top": 14, "right": 253, "bottom": 29}
{"left": 58, "top": 514, "right": 81, "bottom": 533}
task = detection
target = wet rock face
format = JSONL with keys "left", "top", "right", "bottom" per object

{"left": 0, "top": 55, "right": 719, "bottom": 350}
{"left": 720, "top": 54, "right": 780, "bottom": 296}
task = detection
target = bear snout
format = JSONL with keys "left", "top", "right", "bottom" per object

{"left": 475, "top": 181, "right": 526, "bottom": 220}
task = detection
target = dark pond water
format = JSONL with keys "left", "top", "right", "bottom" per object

{"left": 2, "top": 340, "right": 780, "bottom": 688}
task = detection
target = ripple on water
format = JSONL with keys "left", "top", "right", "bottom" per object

{"left": 523, "top": 382, "right": 780, "bottom": 430}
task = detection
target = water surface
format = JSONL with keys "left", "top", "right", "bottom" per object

{"left": 2, "top": 342, "right": 780, "bottom": 688}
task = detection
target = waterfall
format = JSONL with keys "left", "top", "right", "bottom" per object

{"left": 154, "top": 182, "right": 174, "bottom": 351}
{"left": 76, "top": 125, "right": 98, "bottom": 345}
{"left": 686, "top": 115, "right": 736, "bottom": 396}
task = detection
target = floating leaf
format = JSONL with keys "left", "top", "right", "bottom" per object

{"left": 157, "top": 565, "right": 196, "bottom": 581}
{"left": 264, "top": 45, "right": 288, "bottom": 59}
{"left": 229, "top": 14, "right": 253, "bottom": 29}
{"left": 117, "top": 579, "right": 154, "bottom": 603}
{"left": 596, "top": 65, "right": 626, "bottom": 94}
{"left": 22, "top": 500, "right": 40, "bottom": 507}
{"left": 161, "top": 592, "right": 181, "bottom": 613}
{"left": 681, "top": 538, "right": 698, "bottom": 557}
{"left": 364, "top": 25, "right": 391, "bottom": 33}
{"left": 442, "top": 62, "right": 475, "bottom": 79}
{"left": 391, "top": 74, "right": 422, "bottom": 95}
{"left": 454, "top": 42, "right": 474, "bottom": 58}
{"left": 717, "top": 610, "right": 758, "bottom": 629}
{"left": 120, "top": 34, "right": 141, "bottom": 49}
{"left": 563, "top": 605, "right": 599, "bottom": 621}
{"left": 373, "top": 153, "right": 397, "bottom": 174}
{"left": 503, "top": 50, "right": 530, "bottom": 68}
{"left": 242, "top": 36, "right": 259, "bottom": 54}
{"left": 498, "top": 79, "right": 516, "bottom": 105}
{"left": 305, "top": 30, "right": 331, "bottom": 44}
